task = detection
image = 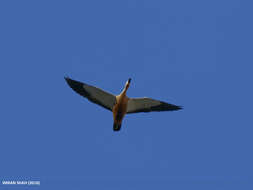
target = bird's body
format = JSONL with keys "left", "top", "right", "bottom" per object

{"left": 113, "top": 87, "right": 129, "bottom": 131}
{"left": 65, "top": 77, "right": 182, "bottom": 131}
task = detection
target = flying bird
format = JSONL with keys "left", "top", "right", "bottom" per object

{"left": 65, "top": 77, "right": 182, "bottom": 131}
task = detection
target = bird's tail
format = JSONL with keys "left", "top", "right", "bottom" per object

{"left": 113, "top": 122, "right": 122, "bottom": 131}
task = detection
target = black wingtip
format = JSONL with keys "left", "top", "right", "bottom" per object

{"left": 64, "top": 76, "right": 88, "bottom": 97}
{"left": 64, "top": 76, "right": 70, "bottom": 82}
{"left": 177, "top": 105, "right": 183, "bottom": 110}
{"left": 159, "top": 101, "right": 183, "bottom": 111}
{"left": 64, "top": 76, "right": 73, "bottom": 86}
{"left": 128, "top": 78, "right": 131, "bottom": 83}
{"left": 171, "top": 104, "right": 183, "bottom": 111}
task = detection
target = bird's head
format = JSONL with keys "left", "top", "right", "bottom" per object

{"left": 125, "top": 78, "right": 131, "bottom": 90}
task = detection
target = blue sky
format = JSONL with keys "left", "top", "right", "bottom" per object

{"left": 0, "top": 0, "right": 252, "bottom": 189}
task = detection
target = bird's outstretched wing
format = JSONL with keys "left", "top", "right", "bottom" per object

{"left": 126, "top": 97, "right": 182, "bottom": 114}
{"left": 65, "top": 77, "right": 116, "bottom": 111}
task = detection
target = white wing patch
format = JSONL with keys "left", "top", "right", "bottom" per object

{"left": 83, "top": 84, "right": 116, "bottom": 111}
{"left": 127, "top": 97, "right": 182, "bottom": 114}
{"left": 65, "top": 77, "right": 116, "bottom": 111}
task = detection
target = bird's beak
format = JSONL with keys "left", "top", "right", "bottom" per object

{"left": 128, "top": 78, "right": 131, "bottom": 84}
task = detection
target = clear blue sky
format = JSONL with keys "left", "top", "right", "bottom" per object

{"left": 0, "top": 0, "right": 252, "bottom": 189}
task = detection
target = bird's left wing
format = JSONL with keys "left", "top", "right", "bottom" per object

{"left": 127, "top": 97, "right": 182, "bottom": 114}
{"left": 65, "top": 77, "right": 116, "bottom": 111}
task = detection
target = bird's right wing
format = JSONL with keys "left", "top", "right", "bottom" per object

{"left": 127, "top": 97, "right": 182, "bottom": 114}
{"left": 65, "top": 77, "right": 116, "bottom": 111}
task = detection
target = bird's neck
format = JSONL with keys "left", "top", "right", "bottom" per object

{"left": 121, "top": 85, "right": 129, "bottom": 96}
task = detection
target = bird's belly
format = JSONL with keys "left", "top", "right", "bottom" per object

{"left": 113, "top": 103, "right": 127, "bottom": 122}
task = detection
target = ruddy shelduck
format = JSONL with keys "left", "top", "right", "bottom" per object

{"left": 65, "top": 77, "right": 182, "bottom": 131}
